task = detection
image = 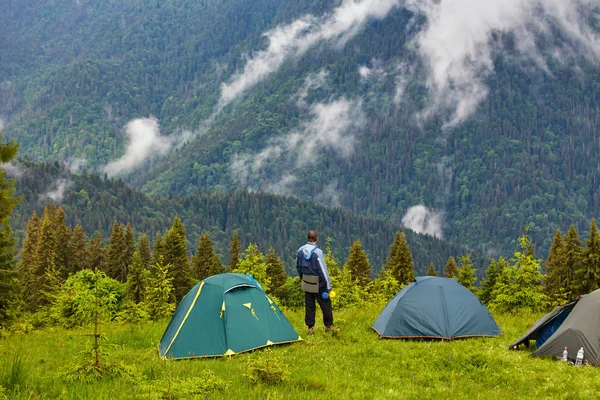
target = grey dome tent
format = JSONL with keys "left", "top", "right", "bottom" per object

{"left": 509, "top": 288, "right": 600, "bottom": 365}
{"left": 372, "top": 276, "right": 501, "bottom": 339}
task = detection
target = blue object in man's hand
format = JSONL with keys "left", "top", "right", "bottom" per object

{"left": 321, "top": 291, "right": 329, "bottom": 299}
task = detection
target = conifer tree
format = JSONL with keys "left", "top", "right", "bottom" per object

{"left": 343, "top": 240, "right": 372, "bottom": 288}
{"left": 543, "top": 229, "right": 566, "bottom": 301}
{"left": 192, "top": 233, "right": 223, "bottom": 281}
{"left": 106, "top": 220, "right": 127, "bottom": 282}
{"left": 152, "top": 231, "right": 166, "bottom": 266}
{"left": 87, "top": 232, "right": 105, "bottom": 272}
{"left": 54, "top": 206, "right": 72, "bottom": 279}
{"left": 19, "top": 211, "right": 41, "bottom": 309}
{"left": 382, "top": 232, "right": 414, "bottom": 286}
{"left": 324, "top": 237, "right": 342, "bottom": 278}
{"left": 146, "top": 256, "right": 175, "bottom": 320}
{"left": 138, "top": 234, "right": 152, "bottom": 270}
{"left": 563, "top": 224, "right": 583, "bottom": 300}
{"left": 31, "top": 210, "right": 60, "bottom": 308}
{"left": 573, "top": 219, "right": 600, "bottom": 296}
{"left": 69, "top": 224, "right": 88, "bottom": 274}
{"left": 457, "top": 254, "right": 477, "bottom": 293}
{"left": 265, "top": 247, "right": 287, "bottom": 295}
{"left": 444, "top": 256, "right": 459, "bottom": 278}
{"left": 124, "top": 223, "right": 136, "bottom": 274}
{"left": 228, "top": 231, "right": 241, "bottom": 272}
{"left": 232, "top": 244, "right": 271, "bottom": 292}
{"left": 126, "top": 252, "right": 149, "bottom": 303}
{"left": 426, "top": 263, "right": 438, "bottom": 276}
{"left": 164, "top": 216, "right": 192, "bottom": 303}
{"left": 0, "top": 136, "right": 20, "bottom": 325}
{"left": 479, "top": 257, "right": 508, "bottom": 304}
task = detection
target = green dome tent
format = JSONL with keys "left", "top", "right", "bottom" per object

{"left": 372, "top": 276, "right": 501, "bottom": 339}
{"left": 159, "top": 273, "right": 302, "bottom": 359}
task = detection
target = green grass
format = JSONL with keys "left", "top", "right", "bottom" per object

{"left": 1, "top": 306, "right": 599, "bottom": 399}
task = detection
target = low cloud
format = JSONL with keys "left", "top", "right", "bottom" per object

{"left": 404, "top": 0, "right": 600, "bottom": 126}
{"left": 43, "top": 179, "right": 72, "bottom": 203}
{"left": 2, "top": 162, "right": 22, "bottom": 178}
{"left": 295, "top": 70, "right": 329, "bottom": 108}
{"left": 103, "top": 117, "right": 173, "bottom": 177}
{"left": 67, "top": 158, "right": 87, "bottom": 174}
{"left": 230, "top": 98, "right": 365, "bottom": 189}
{"left": 219, "top": 0, "right": 402, "bottom": 108}
{"left": 0, "top": 117, "right": 4, "bottom": 131}
{"left": 316, "top": 180, "right": 342, "bottom": 207}
{"left": 401, "top": 205, "right": 443, "bottom": 238}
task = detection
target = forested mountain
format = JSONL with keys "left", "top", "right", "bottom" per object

{"left": 2, "top": 0, "right": 600, "bottom": 259}
{"left": 10, "top": 160, "right": 475, "bottom": 275}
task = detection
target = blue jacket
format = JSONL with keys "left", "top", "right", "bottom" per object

{"left": 296, "top": 242, "right": 331, "bottom": 292}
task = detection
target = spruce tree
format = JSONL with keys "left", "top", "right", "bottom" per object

{"left": 31, "top": 210, "right": 60, "bottom": 308}
{"left": 426, "top": 263, "right": 438, "bottom": 276}
{"left": 192, "top": 233, "right": 224, "bottom": 281}
{"left": 87, "top": 232, "right": 106, "bottom": 272}
{"left": 152, "top": 231, "right": 166, "bottom": 266}
{"left": 126, "top": 252, "right": 149, "bottom": 303}
{"left": 563, "top": 224, "right": 583, "bottom": 300}
{"left": 228, "top": 231, "right": 241, "bottom": 272}
{"left": 573, "top": 219, "right": 600, "bottom": 296}
{"left": 54, "top": 206, "right": 72, "bottom": 279}
{"left": 0, "top": 136, "right": 20, "bottom": 325}
{"left": 343, "top": 240, "right": 372, "bottom": 288}
{"left": 19, "top": 212, "right": 41, "bottom": 309}
{"left": 106, "top": 220, "right": 127, "bottom": 282}
{"left": 382, "top": 232, "right": 414, "bottom": 286}
{"left": 457, "top": 254, "right": 477, "bottom": 293}
{"left": 543, "top": 229, "right": 566, "bottom": 301}
{"left": 164, "top": 216, "right": 192, "bottom": 303}
{"left": 138, "top": 234, "right": 152, "bottom": 271}
{"left": 124, "top": 223, "right": 136, "bottom": 275}
{"left": 479, "top": 257, "right": 508, "bottom": 304}
{"left": 146, "top": 256, "right": 175, "bottom": 320}
{"left": 444, "top": 256, "right": 459, "bottom": 278}
{"left": 69, "top": 224, "right": 88, "bottom": 274}
{"left": 233, "top": 244, "right": 271, "bottom": 292}
{"left": 324, "top": 237, "right": 342, "bottom": 277}
{"left": 265, "top": 247, "right": 287, "bottom": 295}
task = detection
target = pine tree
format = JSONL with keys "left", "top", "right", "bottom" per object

{"left": 444, "top": 256, "right": 459, "bottom": 278}
{"left": 426, "top": 263, "right": 437, "bottom": 276}
{"left": 164, "top": 216, "right": 192, "bottom": 303}
{"left": 228, "top": 231, "right": 241, "bottom": 272}
{"left": 192, "top": 233, "right": 224, "bottom": 281}
{"left": 19, "top": 212, "right": 41, "bottom": 309}
{"left": 343, "top": 240, "right": 372, "bottom": 288}
{"left": 543, "top": 229, "right": 566, "bottom": 302}
{"left": 69, "top": 224, "right": 88, "bottom": 274}
{"left": 106, "top": 220, "right": 127, "bottom": 282}
{"left": 87, "top": 232, "right": 106, "bottom": 272}
{"left": 479, "top": 257, "right": 508, "bottom": 304}
{"left": 324, "top": 237, "right": 342, "bottom": 278}
{"left": 457, "top": 254, "right": 477, "bottom": 293}
{"left": 126, "top": 252, "right": 149, "bottom": 303}
{"left": 146, "top": 256, "right": 175, "bottom": 320}
{"left": 573, "top": 219, "right": 600, "bottom": 297}
{"left": 233, "top": 244, "right": 271, "bottom": 292}
{"left": 54, "top": 206, "right": 72, "bottom": 279}
{"left": 382, "top": 232, "right": 414, "bottom": 286}
{"left": 138, "top": 234, "right": 152, "bottom": 271}
{"left": 0, "top": 136, "right": 20, "bottom": 325}
{"left": 563, "top": 224, "right": 583, "bottom": 300}
{"left": 124, "top": 223, "right": 136, "bottom": 275}
{"left": 265, "top": 247, "right": 287, "bottom": 295}
{"left": 31, "top": 209, "right": 60, "bottom": 308}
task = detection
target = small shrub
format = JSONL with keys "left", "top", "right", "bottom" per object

{"left": 245, "top": 350, "right": 289, "bottom": 385}
{"left": 57, "top": 346, "right": 140, "bottom": 383}
{"left": 116, "top": 300, "right": 150, "bottom": 323}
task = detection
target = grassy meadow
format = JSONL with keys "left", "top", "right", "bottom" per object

{"left": 1, "top": 305, "right": 599, "bottom": 399}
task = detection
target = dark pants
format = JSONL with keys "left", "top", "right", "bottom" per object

{"left": 305, "top": 292, "right": 333, "bottom": 328}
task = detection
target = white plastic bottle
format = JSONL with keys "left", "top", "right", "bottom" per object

{"left": 562, "top": 347, "right": 568, "bottom": 362}
{"left": 575, "top": 347, "right": 584, "bottom": 366}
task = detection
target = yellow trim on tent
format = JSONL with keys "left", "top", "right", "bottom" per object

{"left": 220, "top": 301, "right": 225, "bottom": 318}
{"left": 243, "top": 302, "right": 259, "bottom": 320}
{"left": 162, "top": 282, "right": 205, "bottom": 357}
{"left": 224, "top": 349, "right": 236, "bottom": 356}
{"left": 266, "top": 340, "right": 274, "bottom": 345}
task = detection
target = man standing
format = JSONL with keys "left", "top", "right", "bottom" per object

{"left": 296, "top": 230, "right": 334, "bottom": 334}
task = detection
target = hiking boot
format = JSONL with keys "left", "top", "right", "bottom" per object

{"left": 307, "top": 327, "right": 315, "bottom": 335}
{"left": 325, "top": 325, "right": 338, "bottom": 333}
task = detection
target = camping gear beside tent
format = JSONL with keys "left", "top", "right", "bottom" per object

{"left": 372, "top": 276, "right": 501, "bottom": 339}
{"left": 509, "top": 289, "right": 600, "bottom": 366}
{"left": 159, "top": 273, "right": 301, "bottom": 359}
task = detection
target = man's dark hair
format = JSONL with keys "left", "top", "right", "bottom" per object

{"left": 307, "top": 230, "right": 318, "bottom": 242}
